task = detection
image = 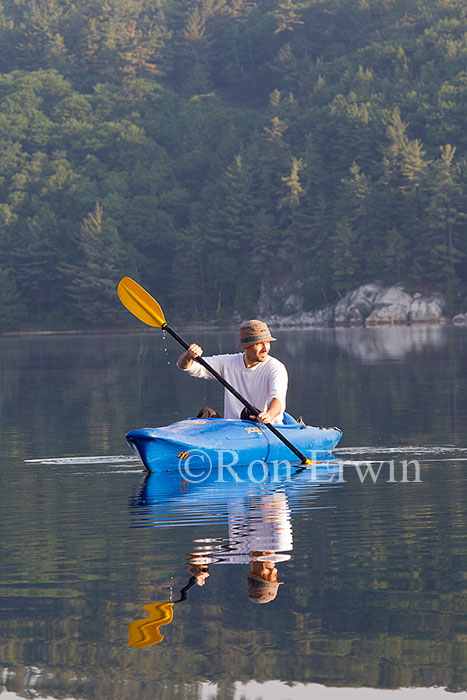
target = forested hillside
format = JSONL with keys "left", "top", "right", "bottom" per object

{"left": 0, "top": 0, "right": 466, "bottom": 329}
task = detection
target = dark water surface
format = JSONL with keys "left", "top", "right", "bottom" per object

{"left": 1, "top": 326, "right": 467, "bottom": 699}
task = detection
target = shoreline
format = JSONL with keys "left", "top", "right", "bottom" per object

{"left": 1, "top": 318, "right": 466, "bottom": 338}
{"left": 3, "top": 284, "right": 466, "bottom": 337}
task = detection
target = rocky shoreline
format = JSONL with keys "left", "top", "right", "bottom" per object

{"left": 4, "top": 284, "right": 465, "bottom": 335}
{"left": 259, "top": 283, "right": 467, "bottom": 328}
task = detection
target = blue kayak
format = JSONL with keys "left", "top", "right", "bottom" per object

{"left": 126, "top": 413, "right": 342, "bottom": 473}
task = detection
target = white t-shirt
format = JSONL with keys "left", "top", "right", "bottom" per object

{"left": 180, "top": 352, "right": 288, "bottom": 424}
{"left": 188, "top": 491, "right": 293, "bottom": 565}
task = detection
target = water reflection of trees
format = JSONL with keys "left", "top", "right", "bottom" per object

{"left": 2, "top": 459, "right": 467, "bottom": 698}
{"left": 1, "top": 330, "right": 467, "bottom": 699}
{"left": 2, "top": 328, "right": 466, "bottom": 458}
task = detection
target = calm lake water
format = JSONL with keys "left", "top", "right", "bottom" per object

{"left": 1, "top": 326, "right": 467, "bottom": 700}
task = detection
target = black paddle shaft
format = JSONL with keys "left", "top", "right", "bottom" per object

{"left": 162, "top": 323, "right": 310, "bottom": 465}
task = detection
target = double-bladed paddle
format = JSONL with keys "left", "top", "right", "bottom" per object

{"left": 117, "top": 276, "right": 313, "bottom": 465}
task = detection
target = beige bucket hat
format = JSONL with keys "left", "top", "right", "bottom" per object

{"left": 238, "top": 320, "right": 277, "bottom": 349}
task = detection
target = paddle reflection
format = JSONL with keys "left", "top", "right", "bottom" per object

{"left": 128, "top": 462, "right": 341, "bottom": 646}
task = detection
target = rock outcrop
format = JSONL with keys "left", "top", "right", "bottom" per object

{"left": 259, "top": 284, "right": 448, "bottom": 328}
{"left": 334, "top": 284, "right": 382, "bottom": 326}
{"left": 407, "top": 293, "right": 446, "bottom": 324}
{"left": 264, "top": 305, "right": 334, "bottom": 328}
{"left": 366, "top": 287, "right": 445, "bottom": 325}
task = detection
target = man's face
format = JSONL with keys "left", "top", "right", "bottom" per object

{"left": 244, "top": 341, "right": 270, "bottom": 365}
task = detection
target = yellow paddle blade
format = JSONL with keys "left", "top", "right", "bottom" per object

{"left": 128, "top": 602, "right": 174, "bottom": 647}
{"left": 117, "top": 277, "right": 166, "bottom": 328}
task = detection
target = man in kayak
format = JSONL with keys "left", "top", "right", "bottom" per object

{"left": 177, "top": 320, "right": 287, "bottom": 425}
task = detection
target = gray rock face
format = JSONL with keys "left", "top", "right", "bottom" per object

{"left": 262, "top": 305, "right": 334, "bottom": 328}
{"left": 257, "top": 283, "right": 449, "bottom": 327}
{"left": 366, "top": 287, "right": 446, "bottom": 325}
{"left": 409, "top": 294, "right": 445, "bottom": 323}
{"left": 334, "top": 283, "right": 382, "bottom": 326}
{"left": 366, "top": 286, "right": 414, "bottom": 325}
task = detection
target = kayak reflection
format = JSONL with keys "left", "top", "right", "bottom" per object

{"left": 128, "top": 461, "right": 341, "bottom": 646}
{"left": 130, "top": 459, "right": 342, "bottom": 527}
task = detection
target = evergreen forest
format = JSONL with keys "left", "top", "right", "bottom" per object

{"left": 0, "top": 0, "right": 466, "bottom": 329}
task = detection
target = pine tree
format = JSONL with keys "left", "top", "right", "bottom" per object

{"left": 0, "top": 266, "right": 26, "bottom": 331}
{"left": 250, "top": 207, "right": 278, "bottom": 279}
{"left": 400, "top": 138, "right": 429, "bottom": 194}
{"left": 380, "top": 108, "right": 430, "bottom": 286}
{"left": 118, "top": 11, "right": 171, "bottom": 79}
{"left": 254, "top": 108, "right": 291, "bottom": 222}
{"left": 15, "top": 0, "right": 69, "bottom": 72}
{"left": 279, "top": 155, "right": 305, "bottom": 263}
{"left": 204, "top": 152, "right": 257, "bottom": 315}
{"left": 338, "top": 161, "right": 385, "bottom": 279}
{"left": 65, "top": 203, "right": 126, "bottom": 326}
{"left": 426, "top": 144, "right": 466, "bottom": 302}
{"left": 381, "top": 108, "right": 409, "bottom": 186}
{"left": 174, "top": 4, "right": 212, "bottom": 95}
{"left": 173, "top": 221, "right": 208, "bottom": 319}
{"left": 385, "top": 227, "right": 408, "bottom": 282}
{"left": 273, "top": 0, "right": 304, "bottom": 34}
{"left": 331, "top": 218, "right": 360, "bottom": 292}
{"left": 7, "top": 213, "right": 57, "bottom": 324}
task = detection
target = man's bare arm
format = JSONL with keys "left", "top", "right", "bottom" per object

{"left": 177, "top": 343, "right": 203, "bottom": 369}
{"left": 256, "top": 398, "right": 282, "bottom": 424}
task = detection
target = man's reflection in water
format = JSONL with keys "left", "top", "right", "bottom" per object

{"left": 247, "top": 554, "right": 283, "bottom": 604}
{"left": 186, "top": 490, "right": 293, "bottom": 604}
{"left": 187, "top": 553, "right": 284, "bottom": 603}
{"left": 129, "top": 489, "right": 293, "bottom": 646}
{"left": 186, "top": 561, "right": 210, "bottom": 586}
